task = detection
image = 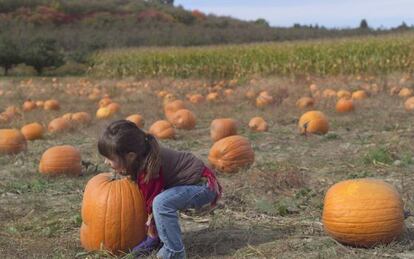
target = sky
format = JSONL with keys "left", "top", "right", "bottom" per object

{"left": 174, "top": 0, "right": 414, "bottom": 29}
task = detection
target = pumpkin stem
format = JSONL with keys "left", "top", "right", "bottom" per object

{"left": 110, "top": 171, "right": 122, "bottom": 181}
{"left": 303, "top": 121, "right": 309, "bottom": 136}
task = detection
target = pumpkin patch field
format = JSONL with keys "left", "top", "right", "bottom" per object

{"left": 1, "top": 74, "right": 414, "bottom": 258}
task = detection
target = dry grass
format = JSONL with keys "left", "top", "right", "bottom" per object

{"left": 0, "top": 74, "right": 413, "bottom": 258}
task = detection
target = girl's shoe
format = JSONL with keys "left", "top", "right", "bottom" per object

{"left": 132, "top": 236, "right": 160, "bottom": 257}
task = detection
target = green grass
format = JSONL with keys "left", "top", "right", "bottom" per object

{"left": 363, "top": 146, "right": 394, "bottom": 165}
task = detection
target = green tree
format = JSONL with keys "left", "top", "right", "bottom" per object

{"left": 0, "top": 37, "right": 21, "bottom": 76}
{"left": 255, "top": 18, "right": 269, "bottom": 27}
{"left": 359, "top": 19, "right": 369, "bottom": 29}
{"left": 23, "top": 38, "right": 64, "bottom": 75}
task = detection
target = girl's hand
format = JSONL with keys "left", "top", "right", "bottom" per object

{"left": 146, "top": 213, "right": 158, "bottom": 238}
{"left": 146, "top": 213, "right": 153, "bottom": 226}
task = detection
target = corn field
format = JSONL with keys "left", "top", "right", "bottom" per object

{"left": 89, "top": 33, "right": 414, "bottom": 79}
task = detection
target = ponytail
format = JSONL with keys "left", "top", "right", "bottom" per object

{"left": 143, "top": 133, "right": 161, "bottom": 183}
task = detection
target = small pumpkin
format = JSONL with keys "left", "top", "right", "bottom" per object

{"left": 23, "top": 99, "right": 37, "bottom": 112}
{"left": 107, "top": 102, "right": 121, "bottom": 114}
{"left": 36, "top": 100, "right": 44, "bottom": 108}
{"left": 206, "top": 92, "right": 219, "bottom": 102}
{"left": 96, "top": 107, "right": 113, "bottom": 120}
{"left": 298, "top": 110, "right": 329, "bottom": 135}
{"left": 126, "top": 114, "right": 145, "bottom": 128}
{"left": 44, "top": 99, "right": 60, "bottom": 110}
{"left": 309, "top": 83, "right": 318, "bottom": 92}
{"left": 336, "top": 90, "right": 352, "bottom": 99}
{"left": 164, "top": 100, "right": 186, "bottom": 122}
{"left": 157, "top": 90, "right": 169, "bottom": 98}
{"left": 404, "top": 97, "right": 414, "bottom": 111}
{"left": 62, "top": 113, "right": 74, "bottom": 121}
{"left": 171, "top": 109, "right": 196, "bottom": 130}
{"left": 188, "top": 94, "right": 204, "bottom": 104}
{"left": 39, "top": 145, "right": 82, "bottom": 176}
{"left": 21, "top": 122, "right": 44, "bottom": 140}
{"left": 255, "top": 91, "right": 273, "bottom": 108}
{"left": 208, "top": 135, "right": 255, "bottom": 173}
{"left": 352, "top": 90, "right": 368, "bottom": 100}
{"left": 210, "top": 118, "right": 238, "bottom": 142}
{"left": 0, "top": 129, "right": 27, "bottom": 154}
{"left": 72, "top": 112, "right": 92, "bottom": 125}
{"left": 48, "top": 117, "right": 72, "bottom": 133}
{"left": 296, "top": 97, "right": 315, "bottom": 109}
{"left": 398, "top": 87, "right": 413, "bottom": 98}
{"left": 245, "top": 89, "right": 257, "bottom": 100}
{"left": 99, "top": 97, "right": 112, "bottom": 107}
{"left": 336, "top": 98, "right": 354, "bottom": 113}
{"left": 322, "top": 89, "right": 337, "bottom": 98}
{"left": 224, "top": 89, "right": 234, "bottom": 97}
{"left": 149, "top": 120, "right": 175, "bottom": 139}
{"left": 248, "top": 117, "right": 268, "bottom": 132}
{"left": 322, "top": 178, "right": 405, "bottom": 247}
{"left": 80, "top": 173, "right": 147, "bottom": 254}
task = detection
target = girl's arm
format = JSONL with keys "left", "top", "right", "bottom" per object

{"left": 137, "top": 173, "right": 164, "bottom": 237}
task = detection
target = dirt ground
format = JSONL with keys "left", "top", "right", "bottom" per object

{"left": 0, "top": 74, "right": 413, "bottom": 258}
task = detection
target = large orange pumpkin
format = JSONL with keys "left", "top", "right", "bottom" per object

{"left": 21, "top": 122, "right": 44, "bottom": 140}
{"left": 39, "top": 145, "right": 82, "bottom": 176}
{"left": 210, "top": 118, "right": 238, "bottom": 142}
{"left": 171, "top": 109, "right": 196, "bottom": 130}
{"left": 208, "top": 135, "right": 255, "bottom": 173}
{"left": 48, "top": 117, "right": 72, "bottom": 133}
{"left": 0, "top": 129, "right": 27, "bottom": 154}
{"left": 336, "top": 98, "right": 354, "bottom": 113}
{"left": 149, "top": 120, "right": 175, "bottom": 139}
{"left": 80, "top": 173, "right": 147, "bottom": 253}
{"left": 298, "top": 110, "right": 329, "bottom": 135}
{"left": 248, "top": 117, "right": 268, "bottom": 132}
{"left": 126, "top": 114, "right": 145, "bottom": 128}
{"left": 322, "top": 178, "right": 405, "bottom": 247}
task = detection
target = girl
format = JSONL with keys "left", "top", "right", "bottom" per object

{"left": 98, "top": 120, "right": 222, "bottom": 259}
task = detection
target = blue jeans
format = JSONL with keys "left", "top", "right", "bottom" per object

{"left": 152, "top": 184, "right": 217, "bottom": 259}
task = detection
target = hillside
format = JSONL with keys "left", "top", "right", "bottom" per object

{"left": 0, "top": 0, "right": 412, "bottom": 76}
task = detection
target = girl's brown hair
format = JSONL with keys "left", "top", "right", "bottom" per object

{"left": 98, "top": 120, "right": 161, "bottom": 182}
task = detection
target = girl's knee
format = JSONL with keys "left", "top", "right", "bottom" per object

{"left": 153, "top": 193, "right": 166, "bottom": 212}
